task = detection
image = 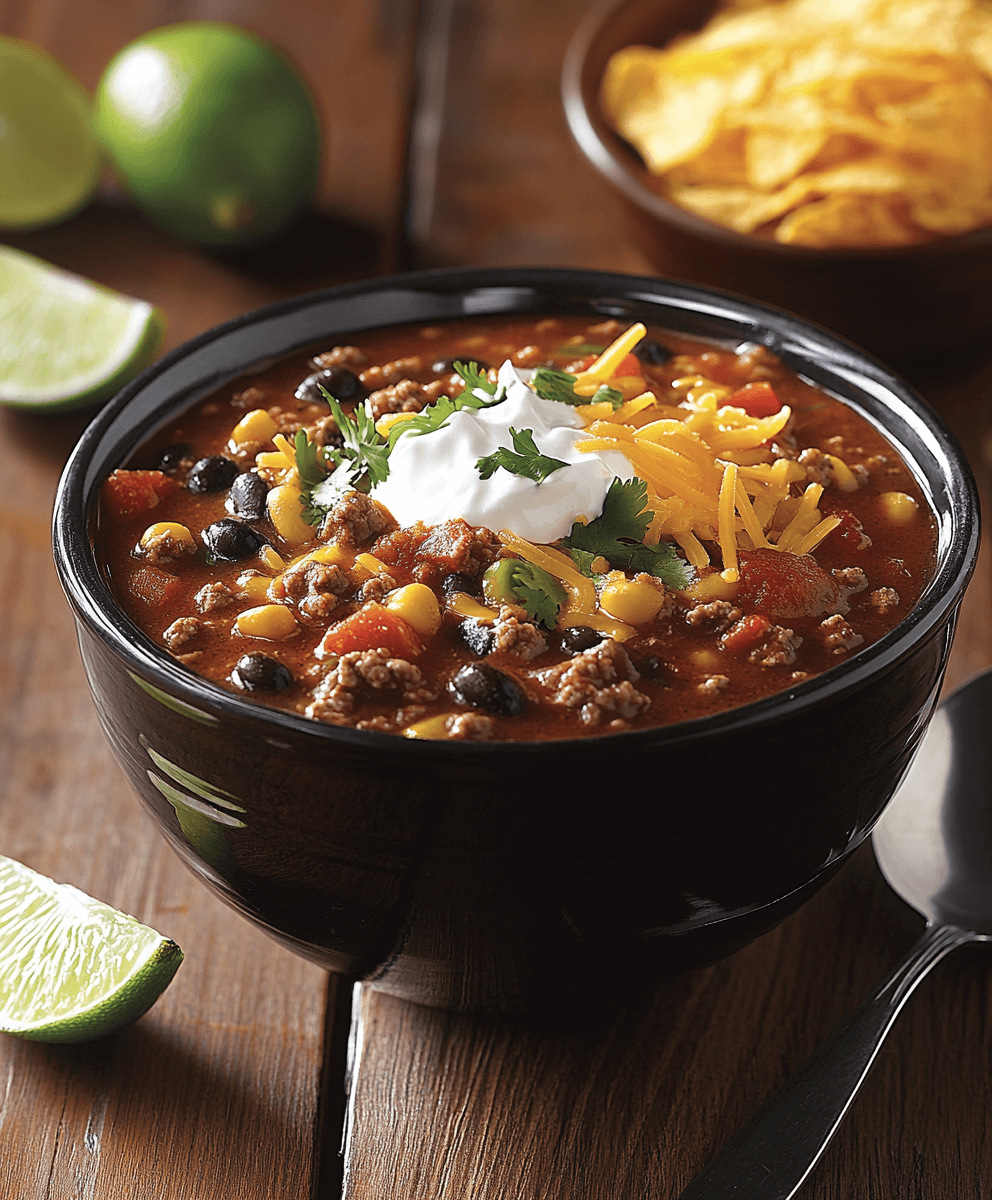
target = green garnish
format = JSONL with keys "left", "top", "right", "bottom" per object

{"left": 531, "top": 367, "right": 623, "bottom": 411}
{"left": 387, "top": 361, "right": 506, "bottom": 449}
{"left": 319, "top": 386, "right": 390, "bottom": 487}
{"left": 294, "top": 429, "right": 336, "bottom": 525}
{"left": 561, "top": 477, "right": 693, "bottom": 589}
{"left": 476, "top": 427, "right": 567, "bottom": 484}
{"left": 483, "top": 558, "right": 566, "bottom": 629}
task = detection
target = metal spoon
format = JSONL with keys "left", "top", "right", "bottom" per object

{"left": 675, "top": 667, "right": 992, "bottom": 1200}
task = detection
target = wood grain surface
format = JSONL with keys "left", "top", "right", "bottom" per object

{"left": 2, "top": 0, "right": 991, "bottom": 1198}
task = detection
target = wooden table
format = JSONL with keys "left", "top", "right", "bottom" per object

{"left": 2, "top": 2, "right": 990, "bottom": 1197}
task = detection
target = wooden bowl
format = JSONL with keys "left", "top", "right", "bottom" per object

{"left": 562, "top": 0, "right": 992, "bottom": 365}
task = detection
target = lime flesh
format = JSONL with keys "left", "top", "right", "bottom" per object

{"left": 94, "top": 22, "right": 320, "bottom": 246}
{"left": 0, "top": 855, "right": 183, "bottom": 1043}
{"left": 0, "top": 244, "right": 165, "bottom": 411}
{"left": 0, "top": 36, "right": 101, "bottom": 230}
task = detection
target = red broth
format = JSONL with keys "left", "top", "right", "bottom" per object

{"left": 95, "top": 314, "right": 936, "bottom": 741}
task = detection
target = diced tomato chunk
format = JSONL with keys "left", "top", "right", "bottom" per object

{"left": 128, "top": 566, "right": 183, "bottom": 607}
{"left": 737, "top": 548, "right": 842, "bottom": 619}
{"left": 318, "top": 602, "right": 423, "bottom": 659}
{"left": 727, "top": 382, "right": 782, "bottom": 418}
{"left": 614, "top": 352, "right": 643, "bottom": 377}
{"left": 103, "top": 470, "right": 178, "bottom": 517}
{"left": 720, "top": 614, "right": 772, "bottom": 654}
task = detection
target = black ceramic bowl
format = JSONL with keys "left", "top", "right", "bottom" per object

{"left": 53, "top": 268, "right": 978, "bottom": 1014}
{"left": 562, "top": 0, "right": 992, "bottom": 364}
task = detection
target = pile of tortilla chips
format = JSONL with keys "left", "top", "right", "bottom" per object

{"left": 601, "top": 0, "right": 992, "bottom": 247}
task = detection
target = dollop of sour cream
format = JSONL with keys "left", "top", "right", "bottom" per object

{"left": 368, "top": 361, "right": 633, "bottom": 543}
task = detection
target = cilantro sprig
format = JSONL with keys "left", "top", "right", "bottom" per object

{"left": 386, "top": 361, "right": 505, "bottom": 449}
{"left": 561, "top": 477, "right": 693, "bottom": 589}
{"left": 318, "top": 386, "right": 389, "bottom": 487}
{"left": 476, "top": 428, "right": 566, "bottom": 484}
{"left": 294, "top": 429, "right": 336, "bottom": 525}
{"left": 531, "top": 367, "right": 623, "bottom": 411}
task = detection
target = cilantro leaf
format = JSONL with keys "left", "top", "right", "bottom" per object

{"left": 476, "top": 427, "right": 567, "bottom": 483}
{"left": 293, "top": 429, "right": 336, "bottom": 525}
{"left": 318, "top": 386, "right": 389, "bottom": 488}
{"left": 483, "top": 558, "right": 566, "bottom": 629}
{"left": 567, "top": 547, "right": 606, "bottom": 583}
{"left": 562, "top": 477, "right": 693, "bottom": 589}
{"left": 452, "top": 360, "right": 497, "bottom": 396}
{"left": 530, "top": 368, "right": 623, "bottom": 410}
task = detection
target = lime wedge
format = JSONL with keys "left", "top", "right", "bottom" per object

{"left": 0, "top": 244, "right": 165, "bottom": 412}
{"left": 0, "top": 36, "right": 100, "bottom": 230}
{"left": 0, "top": 854, "right": 183, "bottom": 1043}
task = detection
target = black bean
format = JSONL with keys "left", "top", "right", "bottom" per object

{"left": 633, "top": 338, "right": 673, "bottom": 366}
{"left": 226, "top": 471, "right": 269, "bottom": 521}
{"left": 635, "top": 655, "right": 672, "bottom": 681}
{"left": 432, "top": 357, "right": 488, "bottom": 375}
{"left": 202, "top": 518, "right": 265, "bottom": 563}
{"left": 456, "top": 619, "right": 495, "bottom": 657}
{"left": 295, "top": 367, "right": 364, "bottom": 405}
{"left": 231, "top": 653, "right": 293, "bottom": 693}
{"left": 449, "top": 663, "right": 525, "bottom": 716}
{"left": 441, "top": 572, "right": 479, "bottom": 597}
{"left": 187, "top": 455, "right": 239, "bottom": 494}
{"left": 154, "top": 441, "right": 193, "bottom": 473}
{"left": 559, "top": 625, "right": 605, "bottom": 655}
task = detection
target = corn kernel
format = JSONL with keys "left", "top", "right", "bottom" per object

{"left": 879, "top": 491, "right": 919, "bottom": 525}
{"left": 693, "top": 649, "right": 720, "bottom": 670}
{"left": 375, "top": 411, "right": 419, "bottom": 437}
{"left": 230, "top": 408, "right": 278, "bottom": 447}
{"left": 258, "top": 545, "right": 285, "bottom": 573}
{"left": 352, "top": 553, "right": 390, "bottom": 581}
{"left": 590, "top": 555, "right": 611, "bottom": 574}
{"left": 236, "top": 571, "right": 272, "bottom": 601}
{"left": 235, "top": 604, "right": 298, "bottom": 640}
{"left": 678, "top": 573, "right": 740, "bottom": 603}
{"left": 267, "top": 484, "right": 314, "bottom": 546}
{"left": 599, "top": 577, "right": 665, "bottom": 624}
{"left": 403, "top": 714, "right": 457, "bottom": 739}
{"left": 384, "top": 583, "right": 442, "bottom": 638}
{"left": 139, "top": 521, "right": 195, "bottom": 552}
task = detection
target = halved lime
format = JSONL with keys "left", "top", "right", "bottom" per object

{"left": 0, "top": 855, "right": 183, "bottom": 1043}
{"left": 0, "top": 36, "right": 101, "bottom": 231}
{"left": 0, "top": 244, "right": 165, "bottom": 412}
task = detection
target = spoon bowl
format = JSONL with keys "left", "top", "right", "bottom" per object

{"left": 677, "top": 666, "right": 992, "bottom": 1199}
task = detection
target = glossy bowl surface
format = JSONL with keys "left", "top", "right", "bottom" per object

{"left": 53, "top": 267, "right": 979, "bottom": 1013}
{"left": 562, "top": 0, "right": 992, "bottom": 365}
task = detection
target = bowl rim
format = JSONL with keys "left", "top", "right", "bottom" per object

{"left": 561, "top": 0, "right": 992, "bottom": 262}
{"left": 53, "top": 264, "right": 980, "bottom": 759}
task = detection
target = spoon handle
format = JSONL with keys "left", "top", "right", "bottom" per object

{"left": 674, "top": 922, "right": 972, "bottom": 1200}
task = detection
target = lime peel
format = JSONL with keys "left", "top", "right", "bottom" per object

{"left": 0, "top": 854, "right": 183, "bottom": 1043}
{"left": 0, "top": 245, "right": 165, "bottom": 412}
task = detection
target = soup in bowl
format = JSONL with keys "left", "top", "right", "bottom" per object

{"left": 53, "top": 268, "right": 978, "bottom": 1013}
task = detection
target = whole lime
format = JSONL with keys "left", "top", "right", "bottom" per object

{"left": 93, "top": 22, "right": 320, "bottom": 246}
{"left": 0, "top": 36, "right": 100, "bottom": 230}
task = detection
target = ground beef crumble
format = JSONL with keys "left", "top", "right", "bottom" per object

{"left": 489, "top": 604, "right": 548, "bottom": 661}
{"left": 749, "top": 624, "right": 802, "bottom": 667}
{"left": 685, "top": 600, "right": 742, "bottom": 633}
{"left": 194, "top": 582, "right": 235, "bottom": 613}
{"left": 307, "top": 649, "right": 437, "bottom": 724}
{"left": 536, "top": 639, "right": 650, "bottom": 727}
{"left": 819, "top": 614, "right": 864, "bottom": 655}
{"left": 163, "top": 617, "right": 203, "bottom": 650}
{"left": 318, "top": 491, "right": 391, "bottom": 548}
